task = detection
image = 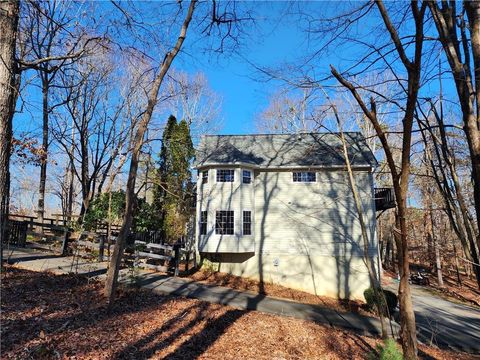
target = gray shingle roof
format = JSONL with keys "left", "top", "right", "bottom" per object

{"left": 195, "top": 132, "right": 377, "bottom": 169}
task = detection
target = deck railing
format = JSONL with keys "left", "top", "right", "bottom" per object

{"left": 374, "top": 187, "right": 396, "bottom": 211}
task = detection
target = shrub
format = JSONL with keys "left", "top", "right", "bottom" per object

{"left": 382, "top": 289, "right": 398, "bottom": 315}
{"left": 364, "top": 287, "right": 398, "bottom": 316}
{"left": 372, "top": 339, "right": 403, "bottom": 360}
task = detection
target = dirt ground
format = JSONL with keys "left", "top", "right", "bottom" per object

{"left": 1, "top": 267, "right": 478, "bottom": 360}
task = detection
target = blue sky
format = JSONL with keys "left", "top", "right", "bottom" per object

{"left": 12, "top": 1, "right": 462, "bottom": 212}
{"left": 15, "top": 1, "right": 458, "bottom": 138}
{"left": 173, "top": 1, "right": 458, "bottom": 136}
{"left": 177, "top": 3, "right": 316, "bottom": 135}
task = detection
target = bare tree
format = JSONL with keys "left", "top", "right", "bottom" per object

{"left": 330, "top": 2, "right": 427, "bottom": 358}
{"left": 416, "top": 103, "right": 480, "bottom": 287}
{"left": 104, "top": 0, "right": 252, "bottom": 303}
{"left": 325, "top": 94, "right": 388, "bottom": 338}
{"left": 104, "top": 0, "right": 197, "bottom": 303}
{"left": 256, "top": 87, "right": 323, "bottom": 133}
{"left": 51, "top": 52, "right": 137, "bottom": 223}
{"left": 19, "top": 0, "right": 98, "bottom": 229}
{"left": 0, "top": 0, "right": 20, "bottom": 265}
{"left": 167, "top": 71, "right": 223, "bottom": 141}
{"left": 428, "top": 2, "right": 480, "bottom": 251}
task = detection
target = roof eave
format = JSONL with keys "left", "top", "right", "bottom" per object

{"left": 194, "top": 162, "right": 375, "bottom": 171}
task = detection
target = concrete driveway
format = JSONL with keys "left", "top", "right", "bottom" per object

{"left": 387, "top": 281, "right": 480, "bottom": 353}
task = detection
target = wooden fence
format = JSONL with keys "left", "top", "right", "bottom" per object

{"left": 8, "top": 213, "right": 121, "bottom": 234}
{"left": 4, "top": 220, "right": 28, "bottom": 247}
{"left": 134, "top": 237, "right": 195, "bottom": 276}
{"left": 5, "top": 213, "right": 196, "bottom": 275}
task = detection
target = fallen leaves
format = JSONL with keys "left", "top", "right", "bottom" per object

{"left": 1, "top": 266, "right": 477, "bottom": 360}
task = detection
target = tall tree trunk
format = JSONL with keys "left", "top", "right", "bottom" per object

{"left": 385, "top": 230, "right": 392, "bottom": 269}
{"left": 0, "top": 0, "right": 20, "bottom": 265}
{"left": 104, "top": 0, "right": 196, "bottom": 304}
{"left": 430, "top": 207, "right": 444, "bottom": 287}
{"left": 331, "top": 2, "right": 426, "bottom": 352}
{"left": 464, "top": 1, "right": 480, "bottom": 247}
{"left": 328, "top": 97, "right": 387, "bottom": 337}
{"left": 339, "top": 122, "right": 387, "bottom": 338}
{"left": 394, "top": 184, "right": 417, "bottom": 360}
{"left": 37, "top": 80, "right": 49, "bottom": 232}
{"left": 429, "top": 2, "right": 480, "bottom": 254}
{"left": 451, "top": 235, "right": 462, "bottom": 285}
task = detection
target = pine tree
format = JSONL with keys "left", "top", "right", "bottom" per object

{"left": 153, "top": 116, "right": 194, "bottom": 242}
{"left": 152, "top": 115, "right": 178, "bottom": 233}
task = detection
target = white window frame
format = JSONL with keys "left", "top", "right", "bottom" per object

{"left": 202, "top": 170, "right": 209, "bottom": 184}
{"left": 215, "top": 210, "right": 234, "bottom": 235}
{"left": 292, "top": 171, "right": 317, "bottom": 183}
{"left": 216, "top": 169, "right": 235, "bottom": 182}
{"left": 242, "top": 210, "right": 252, "bottom": 236}
{"left": 242, "top": 170, "right": 252, "bottom": 184}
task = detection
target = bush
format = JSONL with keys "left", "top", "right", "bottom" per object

{"left": 376, "top": 339, "right": 403, "bottom": 360}
{"left": 364, "top": 287, "right": 398, "bottom": 316}
{"left": 368, "top": 339, "right": 403, "bottom": 360}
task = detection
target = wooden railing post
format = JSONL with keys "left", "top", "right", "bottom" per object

{"left": 19, "top": 221, "right": 27, "bottom": 247}
{"left": 98, "top": 234, "right": 105, "bottom": 262}
{"left": 173, "top": 241, "right": 181, "bottom": 277}
{"left": 61, "top": 229, "right": 71, "bottom": 256}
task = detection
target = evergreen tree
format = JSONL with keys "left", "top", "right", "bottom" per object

{"left": 153, "top": 115, "right": 195, "bottom": 242}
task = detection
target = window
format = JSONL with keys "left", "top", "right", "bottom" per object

{"left": 216, "top": 169, "right": 234, "bottom": 182}
{"left": 243, "top": 211, "right": 252, "bottom": 235}
{"left": 292, "top": 172, "right": 316, "bottom": 182}
{"left": 202, "top": 170, "right": 208, "bottom": 184}
{"left": 215, "top": 211, "right": 234, "bottom": 235}
{"left": 242, "top": 170, "right": 251, "bottom": 184}
{"left": 200, "top": 211, "right": 207, "bottom": 235}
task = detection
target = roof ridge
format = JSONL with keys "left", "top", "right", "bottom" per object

{"left": 203, "top": 132, "right": 363, "bottom": 137}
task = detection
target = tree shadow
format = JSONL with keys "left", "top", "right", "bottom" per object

{"left": 1, "top": 268, "right": 172, "bottom": 354}
{"left": 163, "top": 308, "right": 245, "bottom": 359}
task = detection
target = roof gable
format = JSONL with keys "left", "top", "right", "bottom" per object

{"left": 195, "top": 132, "right": 377, "bottom": 168}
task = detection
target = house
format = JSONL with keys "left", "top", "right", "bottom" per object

{"left": 194, "top": 132, "right": 381, "bottom": 300}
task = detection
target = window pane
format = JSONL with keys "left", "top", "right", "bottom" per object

{"left": 292, "top": 172, "right": 316, "bottom": 182}
{"left": 216, "top": 169, "right": 235, "bottom": 182}
{"left": 202, "top": 171, "right": 208, "bottom": 184}
{"left": 200, "top": 211, "right": 207, "bottom": 235}
{"left": 243, "top": 211, "right": 251, "bottom": 235}
{"left": 215, "top": 211, "right": 234, "bottom": 235}
{"left": 242, "top": 170, "right": 251, "bottom": 184}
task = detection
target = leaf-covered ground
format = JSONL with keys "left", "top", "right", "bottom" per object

{"left": 1, "top": 267, "right": 477, "bottom": 360}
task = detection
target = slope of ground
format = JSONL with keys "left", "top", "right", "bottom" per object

{"left": 1, "top": 267, "right": 477, "bottom": 360}
{"left": 186, "top": 269, "right": 371, "bottom": 316}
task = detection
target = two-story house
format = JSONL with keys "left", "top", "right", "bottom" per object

{"left": 194, "top": 132, "right": 380, "bottom": 299}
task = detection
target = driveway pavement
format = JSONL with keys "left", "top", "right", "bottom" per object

{"left": 386, "top": 281, "right": 480, "bottom": 353}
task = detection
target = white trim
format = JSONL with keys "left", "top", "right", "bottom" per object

{"left": 242, "top": 169, "right": 252, "bottom": 184}
{"left": 195, "top": 162, "right": 373, "bottom": 172}
{"left": 291, "top": 171, "right": 317, "bottom": 183}
{"left": 242, "top": 209, "right": 253, "bottom": 236}
{"left": 216, "top": 168, "right": 235, "bottom": 183}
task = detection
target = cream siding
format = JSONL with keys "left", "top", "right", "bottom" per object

{"left": 196, "top": 166, "right": 378, "bottom": 299}
{"left": 197, "top": 167, "right": 255, "bottom": 253}
{"left": 253, "top": 170, "right": 376, "bottom": 257}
